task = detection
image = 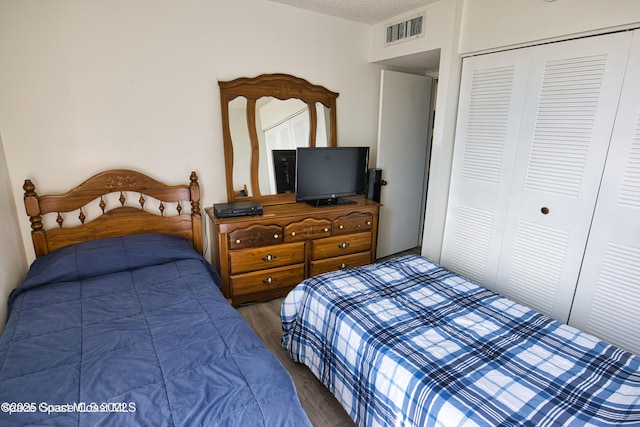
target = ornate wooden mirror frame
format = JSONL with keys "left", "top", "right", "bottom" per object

{"left": 218, "top": 73, "right": 339, "bottom": 204}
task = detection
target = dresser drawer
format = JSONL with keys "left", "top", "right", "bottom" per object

{"left": 207, "top": 197, "right": 380, "bottom": 306}
{"left": 333, "top": 213, "right": 373, "bottom": 236}
{"left": 228, "top": 224, "right": 284, "bottom": 250}
{"left": 310, "top": 251, "right": 371, "bottom": 276}
{"left": 230, "top": 265, "right": 305, "bottom": 296}
{"left": 284, "top": 218, "right": 332, "bottom": 242}
{"left": 310, "top": 232, "right": 372, "bottom": 260}
{"left": 229, "top": 242, "right": 305, "bottom": 274}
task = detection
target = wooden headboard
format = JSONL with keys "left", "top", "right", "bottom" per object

{"left": 23, "top": 169, "right": 203, "bottom": 258}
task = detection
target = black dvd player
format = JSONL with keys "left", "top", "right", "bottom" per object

{"left": 213, "top": 201, "right": 263, "bottom": 218}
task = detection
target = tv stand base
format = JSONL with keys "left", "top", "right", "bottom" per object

{"left": 306, "top": 197, "right": 357, "bottom": 208}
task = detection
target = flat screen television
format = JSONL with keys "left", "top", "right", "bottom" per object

{"left": 295, "top": 146, "right": 369, "bottom": 207}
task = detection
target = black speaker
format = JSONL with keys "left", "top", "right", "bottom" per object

{"left": 366, "top": 168, "right": 382, "bottom": 202}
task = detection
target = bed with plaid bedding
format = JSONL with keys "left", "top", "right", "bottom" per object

{"left": 282, "top": 255, "right": 640, "bottom": 426}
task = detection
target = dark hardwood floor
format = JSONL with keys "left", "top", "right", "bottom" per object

{"left": 237, "top": 298, "right": 356, "bottom": 427}
{"left": 236, "top": 248, "right": 421, "bottom": 426}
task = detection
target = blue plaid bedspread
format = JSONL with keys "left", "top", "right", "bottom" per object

{"left": 282, "top": 255, "right": 640, "bottom": 426}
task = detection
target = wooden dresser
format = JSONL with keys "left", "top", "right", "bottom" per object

{"left": 207, "top": 196, "right": 381, "bottom": 306}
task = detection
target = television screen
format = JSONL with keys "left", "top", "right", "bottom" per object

{"left": 295, "top": 147, "right": 369, "bottom": 206}
{"left": 272, "top": 149, "right": 296, "bottom": 194}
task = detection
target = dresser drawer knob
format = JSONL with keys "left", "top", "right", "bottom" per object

{"left": 273, "top": 233, "right": 279, "bottom": 239}
{"left": 235, "top": 239, "right": 241, "bottom": 244}
{"left": 324, "top": 228, "right": 329, "bottom": 233}
{"left": 339, "top": 263, "right": 347, "bottom": 269}
{"left": 291, "top": 231, "right": 296, "bottom": 236}
{"left": 366, "top": 221, "right": 371, "bottom": 226}
{"left": 262, "top": 254, "right": 277, "bottom": 262}
{"left": 338, "top": 242, "right": 350, "bottom": 249}
{"left": 339, "top": 225, "right": 344, "bottom": 230}
{"left": 263, "top": 276, "right": 277, "bottom": 285}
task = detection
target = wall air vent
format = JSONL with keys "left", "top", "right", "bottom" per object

{"left": 385, "top": 12, "right": 425, "bottom": 47}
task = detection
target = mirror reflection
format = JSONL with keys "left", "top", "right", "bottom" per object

{"left": 228, "top": 96, "right": 251, "bottom": 196}
{"left": 219, "top": 73, "right": 339, "bottom": 204}
{"left": 228, "top": 97, "right": 331, "bottom": 197}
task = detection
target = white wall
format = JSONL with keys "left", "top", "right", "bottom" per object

{"left": 370, "top": 0, "right": 457, "bottom": 65}
{"left": 459, "top": 0, "right": 640, "bottom": 54}
{"left": 0, "top": 0, "right": 383, "bottom": 267}
{"left": 0, "top": 134, "right": 27, "bottom": 332}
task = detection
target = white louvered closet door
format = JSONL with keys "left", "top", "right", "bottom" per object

{"left": 493, "top": 32, "right": 633, "bottom": 322}
{"left": 569, "top": 30, "right": 640, "bottom": 355}
{"left": 440, "top": 48, "right": 530, "bottom": 287}
{"left": 442, "top": 31, "right": 634, "bottom": 323}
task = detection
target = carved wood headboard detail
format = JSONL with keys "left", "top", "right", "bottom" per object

{"left": 23, "top": 169, "right": 203, "bottom": 257}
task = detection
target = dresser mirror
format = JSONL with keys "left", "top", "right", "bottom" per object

{"left": 219, "top": 74, "right": 338, "bottom": 204}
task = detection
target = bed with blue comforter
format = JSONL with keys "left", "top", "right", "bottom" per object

{"left": 1, "top": 233, "right": 310, "bottom": 426}
{"left": 282, "top": 254, "right": 640, "bottom": 427}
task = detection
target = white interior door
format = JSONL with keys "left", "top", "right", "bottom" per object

{"left": 569, "top": 30, "right": 640, "bottom": 355}
{"left": 376, "top": 70, "right": 432, "bottom": 258}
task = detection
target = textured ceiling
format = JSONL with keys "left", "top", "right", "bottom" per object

{"left": 268, "top": 0, "right": 439, "bottom": 25}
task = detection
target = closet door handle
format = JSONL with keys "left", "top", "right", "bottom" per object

{"left": 541, "top": 207, "right": 550, "bottom": 215}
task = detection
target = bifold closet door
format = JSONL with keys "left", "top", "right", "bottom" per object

{"left": 492, "top": 32, "right": 633, "bottom": 322}
{"left": 569, "top": 30, "right": 640, "bottom": 355}
{"left": 439, "top": 48, "right": 530, "bottom": 287}
{"left": 441, "top": 31, "right": 633, "bottom": 322}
